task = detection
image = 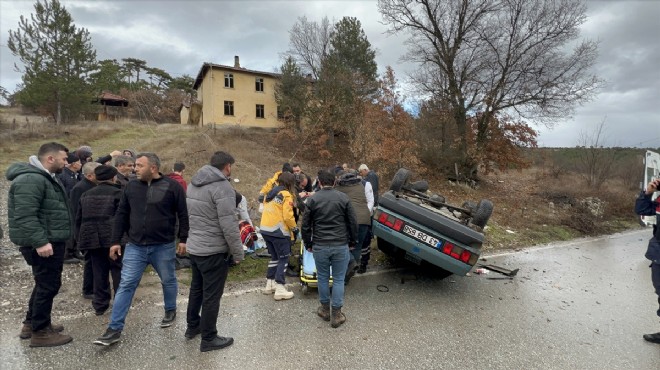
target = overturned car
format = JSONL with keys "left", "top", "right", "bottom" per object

{"left": 373, "top": 169, "right": 493, "bottom": 278}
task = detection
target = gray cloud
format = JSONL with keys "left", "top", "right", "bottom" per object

{"left": 1, "top": 0, "right": 658, "bottom": 148}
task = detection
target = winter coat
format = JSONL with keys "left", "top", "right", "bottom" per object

{"left": 70, "top": 178, "right": 96, "bottom": 229}
{"left": 75, "top": 182, "right": 123, "bottom": 250}
{"left": 259, "top": 170, "right": 282, "bottom": 200}
{"left": 336, "top": 174, "right": 372, "bottom": 225}
{"left": 167, "top": 172, "right": 187, "bottom": 192}
{"left": 6, "top": 159, "right": 72, "bottom": 248}
{"left": 186, "top": 165, "right": 243, "bottom": 260}
{"left": 301, "top": 187, "right": 358, "bottom": 248}
{"left": 260, "top": 185, "right": 297, "bottom": 240}
{"left": 635, "top": 191, "right": 660, "bottom": 261}
{"left": 112, "top": 174, "right": 189, "bottom": 246}
{"left": 57, "top": 166, "right": 80, "bottom": 197}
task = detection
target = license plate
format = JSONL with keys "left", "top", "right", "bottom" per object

{"left": 402, "top": 224, "right": 441, "bottom": 248}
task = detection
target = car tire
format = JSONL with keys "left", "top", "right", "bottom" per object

{"left": 429, "top": 194, "right": 446, "bottom": 204}
{"left": 410, "top": 180, "right": 429, "bottom": 193}
{"left": 461, "top": 201, "right": 477, "bottom": 215}
{"left": 389, "top": 168, "right": 412, "bottom": 192}
{"left": 471, "top": 199, "right": 493, "bottom": 228}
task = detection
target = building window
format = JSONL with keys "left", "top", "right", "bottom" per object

{"left": 256, "top": 104, "right": 265, "bottom": 119}
{"left": 224, "top": 73, "right": 234, "bottom": 88}
{"left": 224, "top": 101, "right": 234, "bottom": 116}
{"left": 255, "top": 78, "right": 264, "bottom": 92}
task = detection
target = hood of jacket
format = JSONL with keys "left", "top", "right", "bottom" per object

{"left": 6, "top": 161, "right": 51, "bottom": 182}
{"left": 191, "top": 165, "right": 227, "bottom": 187}
{"left": 266, "top": 185, "right": 286, "bottom": 201}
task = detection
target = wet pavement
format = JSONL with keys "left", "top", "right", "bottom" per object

{"left": 1, "top": 230, "right": 659, "bottom": 369}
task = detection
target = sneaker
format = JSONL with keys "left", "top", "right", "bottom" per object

{"left": 93, "top": 328, "right": 121, "bottom": 346}
{"left": 200, "top": 336, "right": 234, "bottom": 352}
{"left": 20, "top": 323, "right": 64, "bottom": 339}
{"left": 161, "top": 310, "right": 176, "bottom": 328}
{"left": 82, "top": 293, "right": 94, "bottom": 300}
{"left": 643, "top": 332, "right": 660, "bottom": 344}
{"left": 184, "top": 326, "right": 201, "bottom": 339}
{"left": 30, "top": 327, "right": 73, "bottom": 347}
{"left": 357, "top": 265, "right": 367, "bottom": 274}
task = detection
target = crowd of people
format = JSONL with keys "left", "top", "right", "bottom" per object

{"left": 5, "top": 142, "right": 381, "bottom": 351}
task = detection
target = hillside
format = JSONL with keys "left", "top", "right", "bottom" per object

{"left": 0, "top": 108, "right": 646, "bottom": 258}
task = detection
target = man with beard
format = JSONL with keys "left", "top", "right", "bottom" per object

{"left": 114, "top": 155, "right": 135, "bottom": 188}
{"left": 6, "top": 142, "right": 73, "bottom": 347}
{"left": 94, "top": 153, "right": 188, "bottom": 346}
{"left": 185, "top": 151, "right": 243, "bottom": 352}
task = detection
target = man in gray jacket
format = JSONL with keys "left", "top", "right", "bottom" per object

{"left": 184, "top": 151, "right": 244, "bottom": 352}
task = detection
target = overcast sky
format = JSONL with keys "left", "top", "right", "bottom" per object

{"left": 1, "top": 0, "right": 658, "bottom": 148}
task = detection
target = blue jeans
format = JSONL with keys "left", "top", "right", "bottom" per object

{"left": 109, "top": 242, "right": 178, "bottom": 331}
{"left": 313, "top": 245, "right": 350, "bottom": 309}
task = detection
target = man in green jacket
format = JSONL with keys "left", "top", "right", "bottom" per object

{"left": 6, "top": 142, "right": 73, "bottom": 348}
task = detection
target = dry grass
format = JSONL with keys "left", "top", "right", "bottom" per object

{"left": 0, "top": 107, "right": 642, "bottom": 254}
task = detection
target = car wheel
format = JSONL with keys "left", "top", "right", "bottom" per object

{"left": 389, "top": 168, "right": 412, "bottom": 192}
{"left": 410, "top": 180, "right": 429, "bottom": 193}
{"left": 471, "top": 199, "right": 493, "bottom": 228}
{"left": 429, "top": 194, "right": 446, "bottom": 206}
{"left": 461, "top": 201, "right": 477, "bottom": 215}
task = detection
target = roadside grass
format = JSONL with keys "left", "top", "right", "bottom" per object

{"left": 1, "top": 108, "right": 645, "bottom": 283}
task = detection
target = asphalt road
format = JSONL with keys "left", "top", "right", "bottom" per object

{"left": 1, "top": 230, "right": 659, "bottom": 369}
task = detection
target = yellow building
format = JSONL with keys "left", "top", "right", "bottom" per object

{"left": 189, "top": 57, "right": 281, "bottom": 128}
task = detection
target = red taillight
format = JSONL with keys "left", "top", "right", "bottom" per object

{"left": 460, "top": 250, "right": 471, "bottom": 263}
{"left": 442, "top": 243, "right": 453, "bottom": 255}
{"left": 378, "top": 212, "right": 388, "bottom": 224}
{"left": 384, "top": 215, "right": 395, "bottom": 228}
{"left": 393, "top": 219, "right": 404, "bottom": 231}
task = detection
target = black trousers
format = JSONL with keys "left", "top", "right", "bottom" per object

{"left": 89, "top": 248, "right": 123, "bottom": 313}
{"left": 652, "top": 262, "right": 660, "bottom": 318}
{"left": 19, "top": 242, "right": 65, "bottom": 331}
{"left": 82, "top": 251, "right": 94, "bottom": 295}
{"left": 186, "top": 253, "right": 230, "bottom": 341}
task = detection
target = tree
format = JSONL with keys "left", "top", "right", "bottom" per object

{"left": 573, "top": 119, "right": 618, "bottom": 189}
{"left": 379, "top": 0, "right": 601, "bottom": 177}
{"left": 121, "top": 58, "right": 147, "bottom": 86}
{"left": 89, "top": 59, "right": 128, "bottom": 94}
{"left": 8, "top": 0, "right": 97, "bottom": 124}
{"left": 327, "top": 17, "right": 378, "bottom": 96}
{"left": 287, "top": 16, "right": 333, "bottom": 79}
{"left": 275, "top": 56, "right": 309, "bottom": 132}
{"left": 352, "top": 66, "right": 419, "bottom": 177}
{"left": 286, "top": 16, "right": 379, "bottom": 149}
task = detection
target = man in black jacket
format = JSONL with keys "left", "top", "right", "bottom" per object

{"left": 69, "top": 162, "right": 100, "bottom": 292}
{"left": 59, "top": 152, "right": 82, "bottom": 264}
{"left": 302, "top": 170, "right": 358, "bottom": 328}
{"left": 94, "top": 152, "right": 189, "bottom": 346}
{"left": 636, "top": 178, "right": 660, "bottom": 344}
{"left": 75, "top": 165, "right": 123, "bottom": 316}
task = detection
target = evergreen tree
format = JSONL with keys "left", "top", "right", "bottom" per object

{"left": 275, "top": 56, "right": 309, "bottom": 132}
{"left": 89, "top": 59, "right": 128, "bottom": 94}
{"left": 8, "top": 0, "right": 97, "bottom": 124}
